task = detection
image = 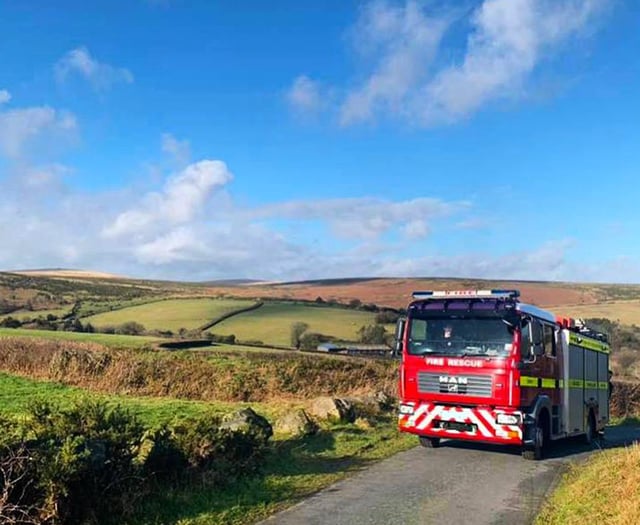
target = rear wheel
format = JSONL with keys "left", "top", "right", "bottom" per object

{"left": 583, "top": 410, "right": 596, "bottom": 445}
{"left": 419, "top": 436, "right": 440, "bottom": 448}
{"left": 522, "top": 420, "right": 544, "bottom": 460}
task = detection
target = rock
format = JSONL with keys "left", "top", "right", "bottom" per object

{"left": 274, "top": 409, "right": 318, "bottom": 437}
{"left": 220, "top": 407, "right": 273, "bottom": 443}
{"left": 308, "top": 397, "right": 356, "bottom": 423}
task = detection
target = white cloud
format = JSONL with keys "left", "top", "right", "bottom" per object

{"left": 254, "top": 197, "right": 466, "bottom": 240}
{"left": 419, "top": 0, "right": 605, "bottom": 124}
{"left": 0, "top": 106, "right": 77, "bottom": 159}
{"left": 287, "top": 75, "right": 324, "bottom": 114}
{"left": 55, "top": 47, "right": 134, "bottom": 91}
{"left": 290, "top": 0, "right": 606, "bottom": 126}
{"left": 102, "top": 159, "right": 233, "bottom": 238}
{"left": 0, "top": 90, "right": 10, "bottom": 105}
{"left": 340, "top": 0, "right": 450, "bottom": 125}
{"left": 161, "top": 133, "right": 191, "bottom": 165}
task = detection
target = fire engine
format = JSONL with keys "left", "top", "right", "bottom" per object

{"left": 395, "top": 289, "right": 610, "bottom": 460}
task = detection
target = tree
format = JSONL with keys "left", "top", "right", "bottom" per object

{"left": 348, "top": 298, "right": 362, "bottom": 309}
{"left": 358, "top": 324, "right": 387, "bottom": 345}
{"left": 290, "top": 322, "right": 309, "bottom": 349}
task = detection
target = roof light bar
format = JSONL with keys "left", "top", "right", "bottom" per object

{"left": 411, "top": 289, "right": 520, "bottom": 300}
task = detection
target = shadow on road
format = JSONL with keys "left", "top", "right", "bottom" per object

{"left": 435, "top": 422, "right": 640, "bottom": 461}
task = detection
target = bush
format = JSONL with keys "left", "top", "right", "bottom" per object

{"left": 375, "top": 310, "right": 400, "bottom": 324}
{"left": 0, "top": 400, "right": 272, "bottom": 524}
{"left": 299, "top": 332, "right": 331, "bottom": 350}
{"left": 116, "top": 321, "right": 146, "bottom": 336}
{"left": 358, "top": 324, "right": 387, "bottom": 344}
{"left": 290, "top": 322, "right": 309, "bottom": 349}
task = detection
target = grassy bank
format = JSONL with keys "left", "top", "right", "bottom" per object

{"left": 0, "top": 326, "right": 161, "bottom": 348}
{"left": 0, "top": 337, "right": 398, "bottom": 402}
{"left": 0, "top": 372, "right": 414, "bottom": 524}
{"left": 537, "top": 444, "right": 640, "bottom": 524}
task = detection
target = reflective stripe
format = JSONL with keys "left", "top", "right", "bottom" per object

{"left": 520, "top": 376, "right": 558, "bottom": 388}
{"left": 569, "top": 379, "right": 584, "bottom": 388}
{"left": 520, "top": 376, "right": 539, "bottom": 387}
{"left": 585, "top": 380, "right": 598, "bottom": 389}
{"left": 569, "top": 333, "right": 610, "bottom": 354}
{"left": 541, "top": 378, "right": 556, "bottom": 388}
{"left": 558, "top": 379, "right": 564, "bottom": 388}
{"left": 598, "top": 381, "right": 609, "bottom": 390}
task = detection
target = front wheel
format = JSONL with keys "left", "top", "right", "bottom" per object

{"left": 419, "top": 436, "right": 440, "bottom": 448}
{"left": 522, "top": 421, "right": 544, "bottom": 460}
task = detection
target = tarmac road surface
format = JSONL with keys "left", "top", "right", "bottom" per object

{"left": 259, "top": 425, "right": 640, "bottom": 525}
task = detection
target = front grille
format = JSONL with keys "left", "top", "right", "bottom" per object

{"left": 417, "top": 372, "right": 493, "bottom": 397}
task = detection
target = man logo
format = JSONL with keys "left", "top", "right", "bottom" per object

{"left": 439, "top": 376, "right": 468, "bottom": 394}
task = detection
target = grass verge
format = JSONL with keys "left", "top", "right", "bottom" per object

{"left": 0, "top": 372, "right": 414, "bottom": 525}
{"left": 536, "top": 444, "right": 640, "bottom": 524}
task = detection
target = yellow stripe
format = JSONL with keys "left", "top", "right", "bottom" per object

{"left": 598, "top": 381, "right": 609, "bottom": 390}
{"left": 569, "top": 378, "right": 584, "bottom": 388}
{"left": 585, "top": 380, "right": 598, "bottom": 389}
{"left": 558, "top": 379, "right": 564, "bottom": 388}
{"left": 520, "top": 376, "right": 539, "bottom": 387}
{"left": 541, "top": 378, "right": 556, "bottom": 388}
{"left": 569, "top": 333, "right": 610, "bottom": 354}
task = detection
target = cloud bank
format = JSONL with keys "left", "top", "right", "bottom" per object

{"left": 289, "top": 0, "right": 606, "bottom": 126}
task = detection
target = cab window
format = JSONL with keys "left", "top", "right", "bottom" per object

{"left": 520, "top": 322, "right": 531, "bottom": 358}
{"left": 543, "top": 324, "right": 556, "bottom": 356}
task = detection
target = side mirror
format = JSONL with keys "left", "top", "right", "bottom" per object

{"left": 393, "top": 318, "right": 406, "bottom": 357}
{"left": 532, "top": 343, "right": 544, "bottom": 357}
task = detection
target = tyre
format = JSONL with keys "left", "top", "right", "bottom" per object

{"left": 583, "top": 411, "right": 596, "bottom": 445}
{"left": 419, "top": 436, "right": 440, "bottom": 448}
{"left": 522, "top": 420, "right": 544, "bottom": 460}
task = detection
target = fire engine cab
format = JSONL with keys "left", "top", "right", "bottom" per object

{"left": 395, "top": 289, "right": 610, "bottom": 460}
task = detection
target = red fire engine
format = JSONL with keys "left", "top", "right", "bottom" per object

{"left": 395, "top": 290, "right": 610, "bottom": 460}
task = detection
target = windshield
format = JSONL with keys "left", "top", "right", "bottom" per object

{"left": 407, "top": 316, "right": 514, "bottom": 357}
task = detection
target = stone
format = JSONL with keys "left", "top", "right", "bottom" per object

{"left": 220, "top": 407, "right": 273, "bottom": 443}
{"left": 308, "top": 397, "right": 356, "bottom": 423}
{"left": 274, "top": 409, "right": 318, "bottom": 437}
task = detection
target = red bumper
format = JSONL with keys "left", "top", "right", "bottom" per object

{"left": 398, "top": 402, "right": 523, "bottom": 445}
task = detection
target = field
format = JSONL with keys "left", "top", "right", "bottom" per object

{"left": 0, "top": 307, "right": 71, "bottom": 321}
{"left": 83, "top": 297, "right": 257, "bottom": 331}
{"left": 211, "top": 302, "right": 379, "bottom": 346}
{"left": 0, "top": 327, "right": 161, "bottom": 348}
{"left": 557, "top": 300, "right": 640, "bottom": 326}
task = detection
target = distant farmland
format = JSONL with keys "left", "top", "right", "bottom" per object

{"left": 84, "top": 298, "right": 256, "bottom": 331}
{"left": 557, "top": 300, "right": 640, "bottom": 326}
{"left": 211, "top": 302, "right": 379, "bottom": 346}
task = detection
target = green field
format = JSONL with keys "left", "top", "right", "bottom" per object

{"left": 84, "top": 298, "right": 256, "bottom": 331}
{"left": 0, "top": 307, "right": 72, "bottom": 321}
{"left": 0, "top": 327, "right": 161, "bottom": 348}
{"left": 211, "top": 302, "right": 379, "bottom": 346}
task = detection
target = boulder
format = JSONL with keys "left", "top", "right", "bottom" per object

{"left": 220, "top": 407, "right": 273, "bottom": 443}
{"left": 308, "top": 397, "right": 356, "bottom": 423}
{"left": 274, "top": 409, "right": 318, "bottom": 437}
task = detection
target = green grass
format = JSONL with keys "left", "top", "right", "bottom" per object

{"left": 84, "top": 298, "right": 256, "bottom": 331}
{"left": 0, "top": 372, "right": 283, "bottom": 427}
{"left": 0, "top": 327, "right": 161, "bottom": 349}
{"left": 0, "top": 372, "right": 415, "bottom": 525}
{"left": 536, "top": 443, "right": 640, "bottom": 524}
{"left": 0, "top": 307, "right": 72, "bottom": 321}
{"left": 130, "top": 417, "right": 415, "bottom": 525}
{"left": 212, "top": 302, "right": 379, "bottom": 347}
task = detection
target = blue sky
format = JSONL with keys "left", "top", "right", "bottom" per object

{"left": 0, "top": 0, "right": 638, "bottom": 282}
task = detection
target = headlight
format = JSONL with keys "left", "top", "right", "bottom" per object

{"left": 496, "top": 413, "right": 521, "bottom": 426}
{"left": 399, "top": 404, "right": 415, "bottom": 415}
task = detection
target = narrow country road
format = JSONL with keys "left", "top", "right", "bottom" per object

{"left": 260, "top": 425, "right": 640, "bottom": 525}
